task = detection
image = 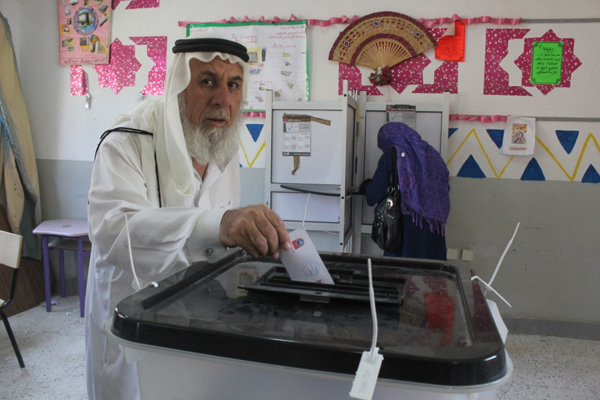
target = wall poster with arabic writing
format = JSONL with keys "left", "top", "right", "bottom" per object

{"left": 188, "top": 21, "right": 309, "bottom": 112}
{"left": 57, "top": 0, "right": 112, "bottom": 65}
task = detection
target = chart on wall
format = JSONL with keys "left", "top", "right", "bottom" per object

{"left": 57, "top": 0, "right": 112, "bottom": 65}
{"left": 187, "top": 21, "right": 309, "bottom": 112}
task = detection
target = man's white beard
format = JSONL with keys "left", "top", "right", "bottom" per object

{"left": 178, "top": 94, "right": 241, "bottom": 166}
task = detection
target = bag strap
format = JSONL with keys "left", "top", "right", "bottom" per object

{"left": 94, "top": 127, "right": 154, "bottom": 158}
{"left": 388, "top": 149, "right": 399, "bottom": 191}
{"left": 94, "top": 127, "right": 162, "bottom": 208}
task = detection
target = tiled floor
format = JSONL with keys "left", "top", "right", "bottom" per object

{"left": 0, "top": 296, "right": 86, "bottom": 400}
{"left": 499, "top": 334, "right": 600, "bottom": 399}
{"left": 1, "top": 295, "right": 599, "bottom": 400}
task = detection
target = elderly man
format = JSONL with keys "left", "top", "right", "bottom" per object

{"left": 85, "top": 32, "right": 291, "bottom": 399}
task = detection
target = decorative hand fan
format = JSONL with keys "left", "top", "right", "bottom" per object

{"left": 329, "top": 12, "right": 437, "bottom": 85}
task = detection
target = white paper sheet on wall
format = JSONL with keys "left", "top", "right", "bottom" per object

{"left": 502, "top": 116, "right": 537, "bottom": 156}
{"left": 283, "top": 117, "right": 311, "bottom": 156}
{"left": 187, "top": 21, "right": 309, "bottom": 112}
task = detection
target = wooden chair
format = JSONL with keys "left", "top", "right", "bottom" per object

{"left": 0, "top": 230, "right": 25, "bottom": 368}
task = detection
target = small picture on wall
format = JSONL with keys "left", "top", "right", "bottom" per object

{"left": 511, "top": 124, "right": 528, "bottom": 144}
{"left": 502, "top": 117, "right": 536, "bottom": 156}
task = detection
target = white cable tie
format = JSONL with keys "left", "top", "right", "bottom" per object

{"left": 489, "top": 222, "right": 520, "bottom": 286}
{"left": 125, "top": 214, "right": 142, "bottom": 291}
{"left": 471, "top": 275, "right": 512, "bottom": 308}
{"left": 367, "top": 258, "right": 378, "bottom": 359}
{"left": 349, "top": 258, "right": 383, "bottom": 400}
{"left": 302, "top": 193, "right": 311, "bottom": 229}
{"left": 125, "top": 214, "right": 158, "bottom": 291}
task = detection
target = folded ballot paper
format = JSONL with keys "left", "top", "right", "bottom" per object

{"left": 280, "top": 228, "right": 334, "bottom": 285}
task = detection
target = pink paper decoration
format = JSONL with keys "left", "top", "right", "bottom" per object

{"left": 113, "top": 0, "right": 159, "bottom": 9}
{"left": 450, "top": 114, "right": 508, "bottom": 123}
{"left": 130, "top": 36, "right": 167, "bottom": 95}
{"left": 179, "top": 14, "right": 359, "bottom": 27}
{"left": 412, "top": 61, "right": 458, "bottom": 94}
{"left": 515, "top": 29, "right": 582, "bottom": 96}
{"left": 411, "top": 28, "right": 458, "bottom": 94}
{"left": 180, "top": 14, "right": 522, "bottom": 28}
{"left": 419, "top": 14, "right": 522, "bottom": 29}
{"left": 483, "top": 29, "right": 532, "bottom": 96}
{"left": 93, "top": 38, "right": 141, "bottom": 94}
{"left": 338, "top": 63, "right": 382, "bottom": 95}
{"left": 126, "top": 0, "right": 160, "bottom": 9}
{"left": 388, "top": 55, "right": 432, "bottom": 94}
{"left": 70, "top": 65, "right": 88, "bottom": 96}
{"left": 243, "top": 112, "right": 267, "bottom": 118}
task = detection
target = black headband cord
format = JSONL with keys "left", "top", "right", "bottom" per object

{"left": 172, "top": 38, "right": 250, "bottom": 62}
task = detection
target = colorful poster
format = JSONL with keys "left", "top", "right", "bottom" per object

{"left": 187, "top": 21, "right": 309, "bottom": 112}
{"left": 57, "top": 0, "right": 111, "bottom": 65}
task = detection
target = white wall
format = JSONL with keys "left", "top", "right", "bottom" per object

{"left": 3, "top": 0, "right": 599, "bottom": 162}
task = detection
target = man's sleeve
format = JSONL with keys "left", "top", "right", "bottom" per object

{"left": 88, "top": 132, "right": 228, "bottom": 283}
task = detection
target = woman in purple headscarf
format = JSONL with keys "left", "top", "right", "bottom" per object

{"left": 361, "top": 122, "right": 450, "bottom": 260}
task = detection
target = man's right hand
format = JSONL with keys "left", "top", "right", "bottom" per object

{"left": 219, "top": 205, "right": 291, "bottom": 259}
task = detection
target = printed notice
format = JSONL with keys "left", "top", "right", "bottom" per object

{"left": 531, "top": 41, "right": 563, "bottom": 85}
{"left": 282, "top": 114, "right": 311, "bottom": 156}
{"left": 386, "top": 104, "right": 416, "bottom": 130}
{"left": 434, "top": 20, "right": 465, "bottom": 62}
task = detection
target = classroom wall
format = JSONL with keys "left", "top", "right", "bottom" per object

{"left": 2, "top": 0, "right": 599, "bottom": 336}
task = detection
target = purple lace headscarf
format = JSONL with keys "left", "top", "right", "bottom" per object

{"left": 378, "top": 122, "right": 450, "bottom": 234}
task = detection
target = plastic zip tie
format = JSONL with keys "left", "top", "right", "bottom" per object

{"left": 349, "top": 258, "right": 384, "bottom": 400}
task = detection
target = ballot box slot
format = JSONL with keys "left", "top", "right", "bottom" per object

{"left": 239, "top": 266, "right": 405, "bottom": 305}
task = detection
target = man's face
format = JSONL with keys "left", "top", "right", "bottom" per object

{"left": 182, "top": 57, "right": 244, "bottom": 129}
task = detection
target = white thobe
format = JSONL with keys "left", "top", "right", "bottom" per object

{"left": 84, "top": 128, "right": 240, "bottom": 400}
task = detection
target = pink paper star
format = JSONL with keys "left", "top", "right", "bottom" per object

{"left": 93, "top": 38, "right": 141, "bottom": 94}
{"left": 515, "top": 29, "right": 582, "bottom": 96}
{"left": 130, "top": 36, "right": 166, "bottom": 95}
{"left": 413, "top": 28, "right": 458, "bottom": 94}
{"left": 483, "top": 29, "right": 532, "bottom": 96}
{"left": 389, "top": 54, "right": 432, "bottom": 94}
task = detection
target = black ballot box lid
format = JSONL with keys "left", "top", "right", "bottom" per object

{"left": 112, "top": 251, "right": 507, "bottom": 387}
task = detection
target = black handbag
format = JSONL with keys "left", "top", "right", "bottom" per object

{"left": 371, "top": 151, "right": 403, "bottom": 252}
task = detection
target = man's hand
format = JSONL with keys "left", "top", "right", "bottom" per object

{"left": 220, "top": 205, "right": 291, "bottom": 259}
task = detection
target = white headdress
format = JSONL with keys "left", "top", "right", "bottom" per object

{"left": 112, "top": 31, "right": 249, "bottom": 207}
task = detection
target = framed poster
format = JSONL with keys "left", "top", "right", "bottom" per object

{"left": 57, "top": 0, "right": 112, "bottom": 65}
{"left": 187, "top": 21, "right": 309, "bottom": 112}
